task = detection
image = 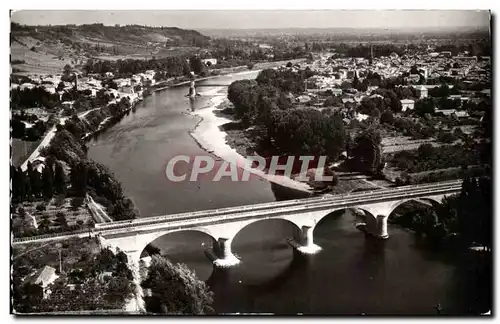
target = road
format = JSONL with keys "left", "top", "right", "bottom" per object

{"left": 20, "top": 107, "right": 101, "bottom": 171}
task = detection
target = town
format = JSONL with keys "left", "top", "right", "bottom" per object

{"left": 10, "top": 10, "right": 492, "bottom": 316}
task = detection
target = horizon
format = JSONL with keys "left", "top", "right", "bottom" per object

{"left": 11, "top": 10, "right": 490, "bottom": 30}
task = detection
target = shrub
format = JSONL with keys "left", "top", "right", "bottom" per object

{"left": 71, "top": 197, "right": 85, "bottom": 210}
{"left": 54, "top": 194, "right": 66, "bottom": 207}
{"left": 36, "top": 203, "right": 46, "bottom": 212}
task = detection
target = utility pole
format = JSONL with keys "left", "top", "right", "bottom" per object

{"left": 59, "top": 249, "right": 63, "bottom": 274}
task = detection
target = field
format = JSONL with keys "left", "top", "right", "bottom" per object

{"left": 382, "top": 136, "right": 449, "bottom": 153}
{"left": 10, "top": 24, "right": 209, "bottom": 76}
{"left": 11, "top": 138, "right": 41, "bottom": 167}
{"left": 12, "top": 197, "right": 93, "bottom": 237}
{"left": 11, "top": 36, "right": 85, "bottom": 75}
{"left": 13, "top": 237, "right": 101, "bottom": 268}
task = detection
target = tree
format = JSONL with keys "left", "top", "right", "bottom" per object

{"left": 12, "top": 167, "right": 26, "bottom": 202}
{"left": 55, "top": 212, "right": 68, "bottom": 229}
{"left": 142, "top": 255, "right": 214, "bottom": 314}
{"left": 268, "top": 108, "right": 346, "bottom": 159}
{"left": 415, "top": 98, "right": 435, "bottom": 117}
{"left": 352, "top": 128, "right": 383, "bottom": 174}
{"left": 54, "top": 161, "right": 66, "bottom": 194}
{"left": 417, "top": 143, "right": 435, "bottom": 160}
{"left": 41, "top": 165, "right": 54, "bottom": 199}
{"left": 56, "top": 81, "right": 65, "bottom": 92}
{"left": 70, "top": 161, "right": 87, "bottom": 197}
{"left": 11, "top": 118, "right": 26, "bottom": 139}
{"left": 380, "top": 110, "right": 394, "bottom": 124}
{"left": 189, "top": 56, "right": 207, "bottom": 76}
{"left": 371, "top": 108, "right": 381, "bottom": 119}
{"left": 323, "top": 95, "right": 342, "bottom": 107}
{"left": 71, "top": 197, "right": 85, "bottom": 210}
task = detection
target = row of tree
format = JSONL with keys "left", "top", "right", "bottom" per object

{"left": 83, "top": 55, "right": 209, "bottom": 78}
{"left": 11, "top": 86, "right": 60, "bottom": 110}
{"left": 11, "top": 160, "right": 66, "bottom": 203}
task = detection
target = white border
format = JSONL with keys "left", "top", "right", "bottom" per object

{"left": 2, "top": 2, "right": 497, "bottom": 323}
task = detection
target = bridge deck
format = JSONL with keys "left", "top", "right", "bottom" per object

{"left": 96, "top": 179, "right": 461, "bottom": 227}
{"left": 12, "top": 180, "right": 462, "bottom": 244}
{"left": 195, "top": 84, "right": 231, "bottom": 87}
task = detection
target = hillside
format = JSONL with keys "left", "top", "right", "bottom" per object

{"left": 10, "top": 23, "right": 210, "bottom": 75}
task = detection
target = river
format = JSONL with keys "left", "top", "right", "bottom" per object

{"left": 88, "top": 72, "right": 490, "bottom": 315}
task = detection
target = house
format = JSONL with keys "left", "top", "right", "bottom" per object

{"left": 480, "top": 89, "right": 491, "bottom": 97}
{"left": 98, "top": 271, "right": 114, "bottom": 283}
{"left": 329, "top": 88, "right": 343, "bottom": 96}
{"left": 20, "top": 83, "right": 36, "bottom": 90}
{"left": 369, "top": 94, "right": 384, "bottom": 100}
{"left": 415, "top": 85, "right": 428, "bottom": 99}
{"left": 400, "top": 99, "right": 415, "bottom": 112}
{"left": 201, "top": 58, "right": 217, "bottom": 66}
{"left": 354, "top": 112, "right": 369, "bottom": 122}
{"left": 31, "top": 156, "right": 46, "bottom": 173}
{"left": 27, "top": 265, "right": 59, "bottom": 298}
{"left": 435, "top": 109, "right": 469, "bottom": 119}
{"left": 140, "top": 256, "right": 152, "bottom": 268}
{"left": 405, "top": 74, "right": 420, "bottom": 84}
{"left": 296, "top": 95, "right": 311, "bottom": 104}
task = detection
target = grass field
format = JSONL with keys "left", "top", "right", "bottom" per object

{"left": 11, "top": 138, "right": 41, "bottom": 167}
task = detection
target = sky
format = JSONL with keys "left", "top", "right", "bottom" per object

{"left": 11, "top": 10, "right": 490, "bottom": 30}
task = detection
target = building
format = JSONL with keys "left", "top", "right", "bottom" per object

{"left": 31, "top": 156, "right": 46, "bottom": 173}
{"left": 400, "top": 99, "right": 415, "bottom": 112}
{"left": 329, "top": 88, "right": 343, "bottom": 96}
{"left": 27, "top": 265, "right": 59, "bottom": 298}
{"left": 418, "top": 67, "right": 428, "bottom": 79}
{"left": 435, "top": 109, "right": 470, "bottom": 119}
{"left": 201, "top": 58, "right": 217, "bottom": 66}
{"left": 415, "top": 85, "right": 428, "bottom": 99}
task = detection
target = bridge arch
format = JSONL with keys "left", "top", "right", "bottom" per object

{"left": 231, "top": 218, "right": 303, "bottom": 248}
{"left": 387, "top": 197, "right": 443, "bottom": 220}
{"left": 312, "top": 207, "right": 377, "bottom": 234}
{"left": 136, "top": 228, "right": 218, "bottom": 261}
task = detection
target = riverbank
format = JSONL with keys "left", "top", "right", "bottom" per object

{"left": 190, "top": 88, "right": 313, "bottom": 194}
{"left": 153, "top": 58, "right": 307, "bottom": 92}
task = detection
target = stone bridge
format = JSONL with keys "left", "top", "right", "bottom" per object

{"left": 93, "top": 180, "right": 461, "bottom": 267}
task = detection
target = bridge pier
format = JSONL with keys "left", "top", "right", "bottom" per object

{"left": 289, "top": 225, "right": 322, "bottom": 254}
{"left": 367, "top": 215, "right": 389, "bottom": 239}
{"left": 376, "top": 216, "right": 389, "bottom": 239}
{"left": 212, "top": 238, "right": 240, "bottom": 268}
{"left": 357, "top": 215, "right": 389, "bottom": 240}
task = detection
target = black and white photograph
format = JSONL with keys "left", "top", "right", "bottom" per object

{"left": 9, "top": 8, "right": 492, "bottom": 315}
